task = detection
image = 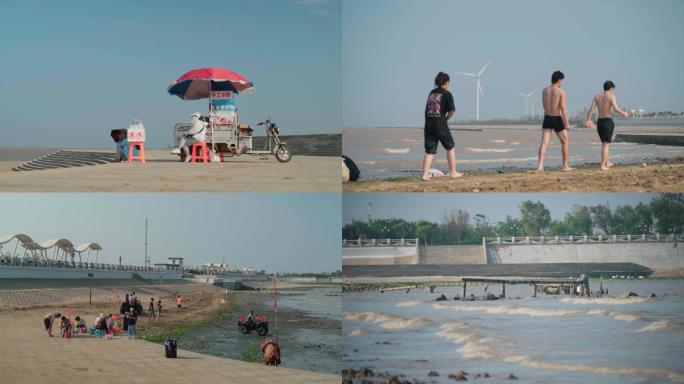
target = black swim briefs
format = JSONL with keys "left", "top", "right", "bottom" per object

{"left": 596, "top": 118, "right": 614, "bottom": 143}
{"left": 542, "top": 115, "right": 565, "bottom": 132}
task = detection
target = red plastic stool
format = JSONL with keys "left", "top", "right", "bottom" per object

{"left": 191, "top": 141, "right": 208, "bottom": 163}
{"left": 127, "top": 141, "right": 145, "bottom": 163}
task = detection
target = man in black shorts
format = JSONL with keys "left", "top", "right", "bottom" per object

{"left": 421, "top": 72, "right": 463, "bottom": 181}
{"left": 584, "top": 81, "right": 629, "bottom": 170}
{"left": 538, "top": 71, "right": 573, "bottom": 172}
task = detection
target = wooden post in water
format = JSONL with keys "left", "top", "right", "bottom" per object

{"left": 532, "top": 283, "right": 537, "bottom": 297}
{"left": 502, "top": 281, "right": 506, "bottom": 298}
{"left": 462, "top": 280, "right": 467, "bottom": 298}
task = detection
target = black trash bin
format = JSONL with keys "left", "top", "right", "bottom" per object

{"left": 164, "top": 338, "right": 177, "bottom": 358}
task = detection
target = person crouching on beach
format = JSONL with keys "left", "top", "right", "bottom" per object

{"left": 43, "top": 312, "right": 60, "bottom": 337}
{"left": 584, "top": 81, "right": 629, "bottom": 170}
{"left": 177, "top": 295, "right": 183, "bottom": 312}
{"left": 421, "top": 72, "right": 464, "bottom": 181}
{"left": 60, "top": 315, "right": 72, "bottom": 338}
{"left": 171, "top": 112, "right": 207, "bottom": 162}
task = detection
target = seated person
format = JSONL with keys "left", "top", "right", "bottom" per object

{"left": 171, "top": 112, "right": 207, "bottom": 162}
{"left": 111, "top": 129, "right": 138, "bottom": 162}
{"left": 74, "top": 316, "right": 87, "bottom": 332}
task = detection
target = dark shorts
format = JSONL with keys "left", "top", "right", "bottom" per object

{"left": 542, "top": 115, "right": 565, "bottom": 132}
{"left": 424, "top": 121, "right": 455, "bottom": 154}
{"left": 597, "top": 118, "right": 614, "bottom": 143}
{"left": 44, "top": 318, "right": 51, "bottom": 330}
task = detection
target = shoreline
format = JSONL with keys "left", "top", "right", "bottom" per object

{"left": 343, "top": 161, "right": 684, "bottom": 192}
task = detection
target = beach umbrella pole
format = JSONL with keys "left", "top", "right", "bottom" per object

{"left": 209, "top": 81, "right": 214, "bottom": 161}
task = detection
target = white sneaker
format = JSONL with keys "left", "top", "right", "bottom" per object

{"left": 170, "top": 148, "right": 181, "bottom": 154}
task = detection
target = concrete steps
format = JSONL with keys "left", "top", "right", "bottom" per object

{"left": 13, "top": 151, "right": 117, "bottom": 172}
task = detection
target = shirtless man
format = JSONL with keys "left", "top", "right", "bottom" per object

{"left": 584, "top": 81, "right": 629, "bottom": 170}
{"left": 537, "top": 71, "right": 573, "bottom": 172}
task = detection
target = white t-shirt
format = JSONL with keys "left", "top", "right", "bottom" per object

{"left": 188, "top": 116, "right": 207, "bottom": 142}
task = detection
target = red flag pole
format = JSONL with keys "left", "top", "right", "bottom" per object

{"left": 273, "top": 276, "right": 278, "bottom": 344}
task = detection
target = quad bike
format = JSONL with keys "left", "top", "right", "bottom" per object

{"left": 238, "top": 314, "right": 269, "bottom": 336}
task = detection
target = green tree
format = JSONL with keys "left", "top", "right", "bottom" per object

{"left": 497, "top": 215, "right": 524, "bottom": 237}
{"left": 590, "top": 204, "right": 612, "bottom": 234}
{"left": 548, "top": 220, "right": 569, "bottom": 236}
{"left": 519, "top": 200, "right": 551, "bottom": 235}
{"left": 612, "top": 205, "right": 639, "bottom": 234}
{"left": 442, "top": 209, "right": 470, "bottom": 243}
{"left": 650, "top": 194, "right": 684, "bottom": 234}
{"left": 563, "top": 205, "right": 593, "bottom": 236}
{"left": 634, "top": 203, "right": 654, "bottom": 234}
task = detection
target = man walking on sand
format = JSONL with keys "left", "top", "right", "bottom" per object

{"left": 584, "top": 81, "right": 629, "bottom": 170}
{"left": 537, "top": 71, "right": 573, "bottom": 172}
{"left": 421, "top": 71, "right": 464, "bottom": 181}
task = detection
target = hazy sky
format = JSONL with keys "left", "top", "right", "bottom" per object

{"left": 0, "top": 0, "right": 340, "bottom": 148}
{"left": 343, "top": 0, "right": 684, "bottom": 126}
{"left": 0, "top": 193, "right": 340, "bottom": 273}
{"left": 343, "top": 193, "right": 658, "bottom": 225}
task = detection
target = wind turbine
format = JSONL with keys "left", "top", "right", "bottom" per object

{"left": 515, "top": 89, "right": 536, "bottom": 118}
{"left": 455, "top": 60, "right": 491, "bottom": 121}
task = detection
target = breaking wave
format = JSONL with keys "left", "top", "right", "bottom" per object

{"left": 638, "top": 319, "right": 681, "bottom": 333}
{"left": 465, "top": 147, "right": 516, "bottom": 153}
{"left": 434, "top": 303, "right": 646, "bottom": 323}
{"left": 396, "top": 300, "right": 421, "bottom": 307}
{"left": 345, "top": 311, "right": 431, "bottom": 329}
{"left": 348, "top": 327, "right": 370, "bottom": 336}
{"left": 562, "top": 297, "right": 651, "bottom": 305}
{"left": 369, "top": 147, "right": 410, "bottom": 154}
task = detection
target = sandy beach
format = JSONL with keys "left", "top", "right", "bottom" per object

{"left": 0, "top": 149, "right": 339, "bottom": 192}
{"left": 0, "top": 282, "right": 339, "bottom": 383}
{"left": 343, "top": 162, "right": 684, "bottom": 192}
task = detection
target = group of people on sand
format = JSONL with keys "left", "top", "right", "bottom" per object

{"left": 42, "top": 290, "right": 174, "bottom": 340}
{"left": 421, "top": 70, "right": 629, "bottom": 180}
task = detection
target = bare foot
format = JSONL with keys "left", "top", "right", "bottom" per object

{"left": 421, "top": 175, "right": 431, "bottom": 181}
{"left": 449, "top": 172, "right": 464, "bottom": 178}
{"left": 600, "top": 166, "right": 610, "bottom": 171}
{"left": 561, "top": 167, "right": 574, "bottom": 172}
{"left": 535, "top": 167, "right": 544, "bottom": 173}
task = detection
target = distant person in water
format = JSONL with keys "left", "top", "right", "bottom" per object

{"left": 421, "top": 72, "right": 464, "bottom": 181}
{"left": 538, "top": 71, "right": 573, "bottom": 172}
{"left": 584, "top": 81, "right": 629, "bottom": 170}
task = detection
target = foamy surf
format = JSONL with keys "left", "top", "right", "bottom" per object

{"left": 396, "top": 300, "right": 421, "bottom": 307}
{"left": 561, "top": 297, "right": 651, "bottom": 305}
{"left": 348, "top": 327, "right": 370, "bottom": 336}
{"left": 436, "top": 322, "right": 501, "bottom": 360}
{"left": 465, "top": 147, "right": 516, "bottom": 153}
{"left": 369, "top": 147, "right": 410, "bottom": 154}
{"left": 503, "top": 355, "right": 684, "bottom": 383}
{"left": 434, "top": 303, "right": 646, "bottom": 323}
{"left": 345, "top": 311, "right": 431, "bottom": 329}
{"left": 638, "top": 319, "right": 681, "bottom": 333}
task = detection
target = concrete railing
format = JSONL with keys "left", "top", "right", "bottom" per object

{"left": 484, "top": 234, "right": 683, "bottom": 245}
{"left": 342, "top": 238, "right": 419, "bottom": 247}
{"left": 0, "top": 257, "right": 167, "bottom": 272}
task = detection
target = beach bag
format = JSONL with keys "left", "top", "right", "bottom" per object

{"left": 164, "top": 338, "right": 177, "bottom": 358}
{"left": 342, "top": 156, "right": 360, "bottom": 181}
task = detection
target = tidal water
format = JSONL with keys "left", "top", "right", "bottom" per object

{"left": 180, "top": 287, "right": 341, "bottom": 374}
{"left": 343, "top": 123, "right": 684, "bottom": 179}
{"left": 343, "top": 279, "right": 684, "bottom": 383}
